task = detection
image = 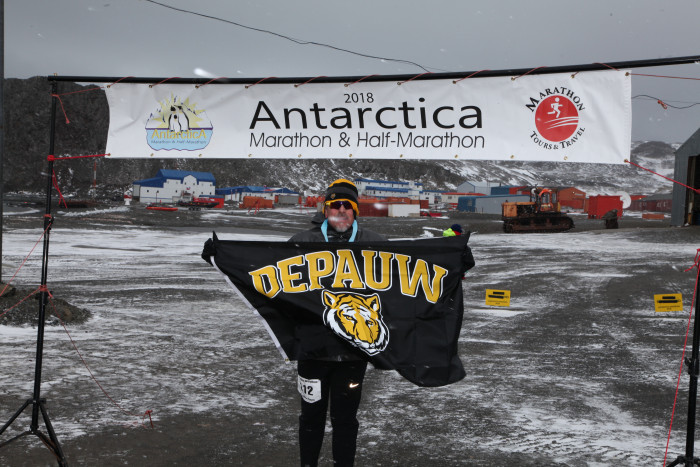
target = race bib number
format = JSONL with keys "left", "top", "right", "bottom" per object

{"left": 297, "top": 376, "right": 321, "bottom": 403}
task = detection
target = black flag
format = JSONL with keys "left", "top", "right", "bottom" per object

{"left": 203, "top": 234, "right": 474, "bottom": 387}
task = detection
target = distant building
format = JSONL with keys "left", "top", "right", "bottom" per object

{"left": 420, "top": 190, "right": 443, "bottom": 205}
{"left": 442, "top": 192, "right": 484, "bottom": 209}
{"left": 457, "top": 194, "right": 529, "bottom": 214}
{"left": 629, "top": 193, "right": 672, "bottom": 212}
{"left": 216, "top": 186, "right": 299, "bottom": 204}
{"left": 133, "top": 169, "right": 215, "bottom": 204}
{"left": 455, "top": 181, "right": 500, "bottom": 195}
{"left": 354, "top": 178, "right": 422, "bottom": 199}
{"left": 490, "top": 185, "right": 528, "bottom": 196}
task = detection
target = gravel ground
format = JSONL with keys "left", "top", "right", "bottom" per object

{"left": 0, "top": 202, "right": 697, "bottom": 466}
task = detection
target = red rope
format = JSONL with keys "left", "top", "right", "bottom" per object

{"left": 51, "top": 94, "right": 70, "bottom": 124}
{"left": 53, "top": 86, "right": 104, "bottom": 97}
{"left": 664, "top": 249, "right": 700, "bottom": 465}
{"left": 511, "top": 66, "right": 547, "bottom": 81}
{"left": 48, "top": 153, "right": 107, "bottom": 206}
{"left": 571, "top": 63, "right": 626, "bottom": 78}
{"left": 106, "top": 76, "right": 134, "bottom": 88}
{"left": 572, "top": 65, "right": 700, "bottom": 82}
{"left": 0, "top": 286, "right": 42, "bottom": 321}
{"left": 195, "top": 77, "right": 226, "bottom": 88}
{"left": 149, "top": 77, "right": 180, "bottom": 88}
{"left": 453, "top": 70, "right": 491, "bottom": 84}
{"left": 51, "top": 170, "right": 68, "bottom": 208}
{"left": 245, "top": 77, "right": 277, "bottom": 89}
{"left": 47, "top": 295, "right": 155, "bottom": 429}
{"left": 397, "top": 72, "right": 432, "bottom": 85}
{"left": 632, "top": 73, "right": 700, "bottom": 81}
{"left": 344, "top": 75, "right": 380, "bottom": 87}
{"left": 0, "top": 222, "right": 154, "bottom": 428}
{"left": 48, "top": 153, "right": 107, "bottom": 161}
{"left": 626, "top": 159, "right": 700, "bottom": 194}
{"left": 0, "top": 223, "right": 51, "bottom": 306}
{"left": 594, "top": 62, "right": 620, "bottom": 71}
{"left": 294, "top": 76, "right": 327, "bottom": 88}
{"left": 51, "top": 77, "right": 131, "bottom": 121}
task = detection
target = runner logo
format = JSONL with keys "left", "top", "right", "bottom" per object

{"left": 526, "top": 88, "right": 586, "bottom": 150}
{"left": 535, "top": 95, "right": 578, "bottom": 142}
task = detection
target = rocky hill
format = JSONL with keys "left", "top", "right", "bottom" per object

{"left": 3, "top": 77, "right": 678, "bottom": 198}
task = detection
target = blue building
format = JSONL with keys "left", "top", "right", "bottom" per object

{"left": 133, "top": 169, "right": 216, "bottom": 204}
{"left": 457, "top": 194, "right": 529, "bottom": 214}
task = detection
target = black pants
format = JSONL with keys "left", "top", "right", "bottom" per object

{"left": 297, "top": 359, "right": 367, "bottom": 467}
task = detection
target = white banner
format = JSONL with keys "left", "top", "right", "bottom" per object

{"left": 105, "top": 70, "right": 631, "bottom": 164}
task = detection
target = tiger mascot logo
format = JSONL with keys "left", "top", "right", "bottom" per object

{"left": 322, "top": 290, "right": 390, "bottom": 356}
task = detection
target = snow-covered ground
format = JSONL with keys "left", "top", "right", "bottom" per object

{"left": 0, "top": 209, "right": 698, "bottom": 465}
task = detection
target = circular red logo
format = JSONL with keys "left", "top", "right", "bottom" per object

{"left": 534, "top": 95, "right": 579, "bottom": 142}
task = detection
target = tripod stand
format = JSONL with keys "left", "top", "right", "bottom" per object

{"left": 0, "top": 80, "right": 68, "bottom": 466}
{"left": 668, "top": 271, "right": 700, "bottom": 467}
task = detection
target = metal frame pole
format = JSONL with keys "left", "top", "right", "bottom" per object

{"left": 0, "top": 0, "right": 5, "bottom": 283}
{"left": 0, "top": 79, "right": 67, "bottom": 467}
{"left": 668, "top": 280, "right": 700, "bottom": 466}
{"left": 684, "top": 282, "right": 700, "bottom": 465}
{"left": 45, "top": 54, "right": 700, "bottom": 86}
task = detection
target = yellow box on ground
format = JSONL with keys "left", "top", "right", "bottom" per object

{"left": 654, "top": 293, "right": 683, "bottom": 312}
{"left": 485, "top": 289, "right": 511, "bottom": 307}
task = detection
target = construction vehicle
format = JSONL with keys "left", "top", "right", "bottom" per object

{"left": 501, "top": 187, "right": 574, "bottom": 233}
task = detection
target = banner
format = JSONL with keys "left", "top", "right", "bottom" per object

{"left": 202, "top": 234, "right": 475, "bottom": 387}
{"left": 106, "top": 70, "right": 631, "bottom": 163}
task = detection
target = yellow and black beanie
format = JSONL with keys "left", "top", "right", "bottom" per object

{"left": 324, "top": 178, "right": 359, "bottom": 216}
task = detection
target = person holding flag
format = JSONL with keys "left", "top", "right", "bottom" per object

{"left": 202, "top": 178, "right": 474, "bottom": 466}
{"left": 288, "top": 179, "right": 385, "bottom": 467}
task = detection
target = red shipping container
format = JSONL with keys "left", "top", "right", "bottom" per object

{"left": 358, "top": 199, "right": 388, "bottom": 217}
{"left": 587, "top": 195, "right": 622, "bottom": 219}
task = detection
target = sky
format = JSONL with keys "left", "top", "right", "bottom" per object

{"left": 5, "top": 0, "right": 700, "bottom": 143}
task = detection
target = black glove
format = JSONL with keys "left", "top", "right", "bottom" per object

{"left": 201, "top": 232, "right": 218, "bottom": 265}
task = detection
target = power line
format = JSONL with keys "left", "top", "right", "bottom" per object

{"left": 140, "top": 0, "right": 700, "bottom": 115}
{"left": 633, "top": 94, "right": 700, "bottom": 110}
{"left": 142, "top": 0, "right": 446, "bottom": 73}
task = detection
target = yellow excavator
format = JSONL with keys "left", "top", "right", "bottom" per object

{"left": 502, "top": 187, "right": 574, "bottom": 233}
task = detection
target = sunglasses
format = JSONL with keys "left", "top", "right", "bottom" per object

{"left": 326, "top": 200, "right": 353, "bottom": 210}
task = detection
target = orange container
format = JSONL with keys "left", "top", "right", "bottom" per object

{"left": 241, "top": 196, "right": 273, "bottom": 209}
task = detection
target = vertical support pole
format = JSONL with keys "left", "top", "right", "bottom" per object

{"left": 0, "top": 0, "right": 5, "bottom": 283}
{"left": 0, "top": 77, "right": 66, "bottom": 467}
{"left": 30, "top": 80, "right": 58, "bottom": 432}
{"left": 684, "top": 281, "right": 700, "bottom": 465}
